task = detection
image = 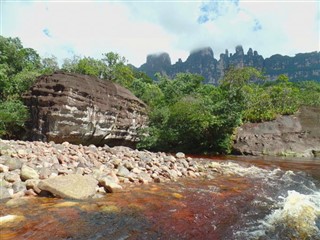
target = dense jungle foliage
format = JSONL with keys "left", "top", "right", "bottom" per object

{"left": 1, "top": 36, "right": 320, "bottom": 153}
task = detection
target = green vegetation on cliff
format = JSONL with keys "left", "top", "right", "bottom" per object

{"left": 1, "top": 36, "right": 319, "bottom": 153}
{"left": 135, "top": 69, "right": 320, "bottom": 154}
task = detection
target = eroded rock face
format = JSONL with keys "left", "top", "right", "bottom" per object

{"left": 233, "top": 106, "right": 320, "bottom": 157}
{"left": 23, "top": 72, "right": 147, "bottom": 147}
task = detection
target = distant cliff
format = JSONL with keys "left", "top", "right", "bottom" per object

{"left": 138, "top": 46, "right": 320, "bottom": 84}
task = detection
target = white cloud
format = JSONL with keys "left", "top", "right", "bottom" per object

{"left": 1, "top": 0, "right": 319, "bottom": 67}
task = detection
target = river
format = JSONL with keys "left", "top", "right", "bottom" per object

{"left": 1, "top": 156, "right": 319, "bottom": 240}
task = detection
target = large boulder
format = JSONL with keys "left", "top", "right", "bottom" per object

{"left": 23, "top": 72, "right": 147, "bottom": 147}
{"left": 38, "top": 174, "right": 98, "bottom": 199}
{"left": 233, "top": 106, "right": 320, "bottom": 157}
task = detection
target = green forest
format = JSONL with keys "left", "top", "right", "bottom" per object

{"left": 1, "top": 36, "right": 320, "bottom": 154}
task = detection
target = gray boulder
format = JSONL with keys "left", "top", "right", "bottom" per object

{"left": 99, "top": 176, "right": 123, "bottom": 193}
{"left": 116, "top": 165, "right": 130, "bottom": 177}
{"left": 5, "top": 158, "right": 22, "bottom": 171}
{"left": 20, "top": 165, "right": 39, "bottom": 181}
{"left": 38, "top": 174, "right": 98, "bottom": 199}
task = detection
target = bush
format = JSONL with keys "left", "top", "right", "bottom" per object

{"left": 0, "top": 100, "right": 29, "bottom": 138}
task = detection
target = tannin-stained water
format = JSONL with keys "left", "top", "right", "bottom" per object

{"left": 1, "top": 157, "right": 320, "bottom": 240}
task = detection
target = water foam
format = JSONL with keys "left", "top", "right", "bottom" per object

{"left": 218, "top": 161, "right": 320, "bottom": 239}
{"left": 257, "top": 190, "right": 320, "bottom": 239}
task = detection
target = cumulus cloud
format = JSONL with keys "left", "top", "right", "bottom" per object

{"left": 1, "top": 0, "right": 319, "bottom": 66}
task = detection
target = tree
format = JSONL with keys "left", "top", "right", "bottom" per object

{"left": 0, "top": 36, "right": 41, "bottom": 76}
{"left": 295, "top": 81, "right": 320, "bottom": 106}
{"left": 137, "top": 73, "right": 241, "bottom": 153}
{"left": 269, "top": 78, "right": 300, "bottom": 115}
{"left": 219, "top": 67, "right": 265, "bottom": 122}
{"left": 75, "top": 57, "right": 107, "bottom": 78}
{"left": 0, "top": 36, "right": 42, "bottom": 138}
{"left": 157, "top": 73, "right": 204, "bottom": 105}
{"left": 3, "top": 70, "right": 40, "bottom": 100}
{"left": 220, "top": 66, "right": 264, "bottom": 90}
{"left": 41, "top": 55, "right": 59, "bottom": 74}
{"left": 102, "top": 52, "right": 126, "bottom": 67}
{"left": 0, "top": 100, "right": 29, "bottom": 138}
{"left": 61, "top": 55, "right": 81, "bottom": 73}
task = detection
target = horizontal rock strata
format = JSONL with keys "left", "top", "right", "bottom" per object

{"left": 233, "top": 106, "right": 320, "bottom": 157}
{"left": 23, "top": 72, "right": 147, "bottom": 148}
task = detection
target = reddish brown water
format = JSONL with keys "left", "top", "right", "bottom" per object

{"left": 1, "top": 157, "right": 320, "bottom": 240}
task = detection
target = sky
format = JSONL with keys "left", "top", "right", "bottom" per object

{"left": 1, "top": 0, "right": 319, "bottom": 67}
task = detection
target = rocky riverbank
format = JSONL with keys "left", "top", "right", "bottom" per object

{"left": 0, "top": 140, "right": 219, "bottom": 200}
{"left": 233, "top": 106, "right": 320, "bottom": 157}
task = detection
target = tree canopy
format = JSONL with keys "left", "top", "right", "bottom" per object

{"left": 0, "top": 35, "right": 319, "bottom": 154}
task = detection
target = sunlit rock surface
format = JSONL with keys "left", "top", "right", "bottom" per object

{"left": 23, "top": 72, "right": 147, "bottom": 147}
{"left": 38, "top": 174, "right": 98, "bottom": 199}
{"left": 233, "top": 106, "right": 320, "bottom": 157}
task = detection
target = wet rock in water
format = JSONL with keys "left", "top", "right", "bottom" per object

{"left": 168, "top": 169, "right": 179, "bottom": 180}
{"left": 138, "top": 172, "right": 152, "bottom": 184}
{"left": 20, "top": 165, "right": 39, "bottom": 181}
{"left": 103, "top": 181, "right": 123, "bottom": 193}
{"left": 24, "top": 189, "right": 38, "bottom": 196}
{"left": 100, "top": 205, "right": 120, "bottom": 213}
{"left": 4, "top": 158, "right": 22, "bottom": 171}
{"left": 312, "top": 150, "right": 320, "bottom": 158}
{"left": 5, "top": 198, "right": 30, "bottom": 207}
{"left": 0, "top": 215, "right": 25, "bottom": 225}
{"left": 38, "top": 174, "right": 98, "bottom": 199}
{"left": 25, "top": 179, "right": 41, "bottom": 194}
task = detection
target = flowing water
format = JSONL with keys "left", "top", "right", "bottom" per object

{"left": 1, "top": 156, "right": 320, "bottom": 240}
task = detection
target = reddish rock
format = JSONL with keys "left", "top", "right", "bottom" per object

{"left": 233, "top": 106, "right": 320, "bottom": 157}
{"left": 23, "top": 72, "right": 147, "bottom": 148}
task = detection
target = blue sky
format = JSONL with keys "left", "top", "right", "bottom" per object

{"left": 1, "top": 0, "right": 319, "bottom": 66}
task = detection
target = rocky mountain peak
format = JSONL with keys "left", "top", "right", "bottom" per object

{"left": 235, "top": 45, "right": 244, "bottom": 56}
{"left": 146, "top": 52, "right": 171, "bottom": 67}
{"left": 138, "top": 46, "right": 320, "bottom": 84}
{"left": 189, "top": 47, "right": 214, "bottom": 59}
{"left": 139, "top": 52, "right": 172, "bottom": 78}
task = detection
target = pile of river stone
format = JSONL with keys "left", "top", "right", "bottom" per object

{"left": 0, "top": 140, "right": 218, "bottom": 200}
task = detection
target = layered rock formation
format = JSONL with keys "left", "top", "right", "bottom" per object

{"left": 233, "top": 106, "right": 320, "bottom": 157}
{"left": 138, "top": 46, "right": 320, "bottom": 84}
{"left": 23, "top": 72, "right": 147, "bottom": 147}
